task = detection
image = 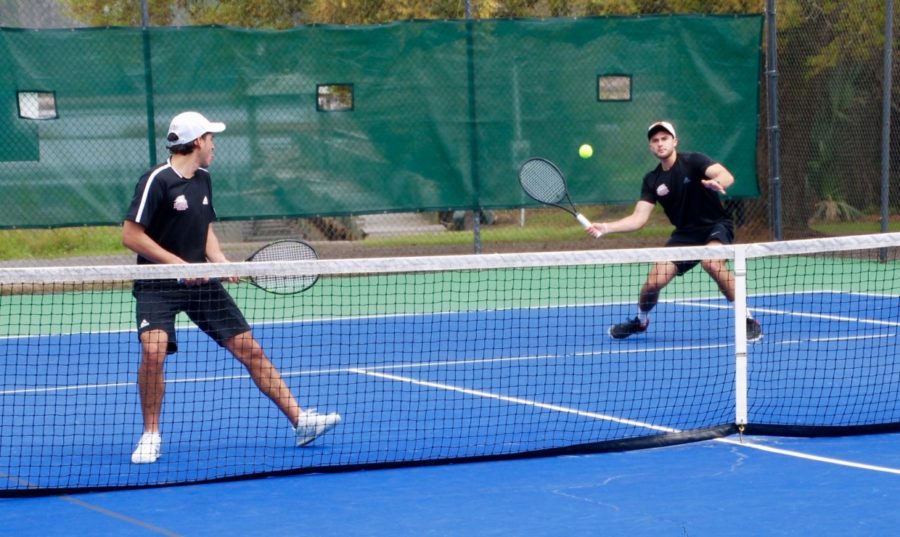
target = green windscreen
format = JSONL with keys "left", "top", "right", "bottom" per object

{"left": 0, "top": 15, "right": 762, "bottom": 228}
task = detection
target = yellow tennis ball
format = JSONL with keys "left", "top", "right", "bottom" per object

{"left": 579, "top": 144, "right": 593, "bottom": 159}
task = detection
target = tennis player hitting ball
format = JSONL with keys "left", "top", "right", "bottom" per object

{"left": 123, "top": 111, "right": 341, "bottom": 464}
{"left": 584, "top": 121, "right": 762, "bottom": 342}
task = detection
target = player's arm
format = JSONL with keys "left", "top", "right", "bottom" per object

{"left": 122, "top": 220, "right": 186, "bottom": 265}
{"left": 701, "top": 163, "right": 734, "bottom": 194}
{"left": 204, "top": 225, "right": 241, "bottom": 283}
{"left": 586, "top": 200, "right": 654, "bottom": 237}
{"left": 204, "top": 224, "right": 229, "bottom": 264}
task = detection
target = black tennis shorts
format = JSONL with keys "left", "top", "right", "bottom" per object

{"left": 133, "top": 279, "right": 252, "bottom": 354}
{"left": 665, "top": 221, "right": 735, "bottom": 276}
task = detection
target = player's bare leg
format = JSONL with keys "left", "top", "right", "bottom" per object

{"left": 137, "top": 329, "right": 168, "bottom": 433}
{"left": 701, "top": 258, "right": 735, "bottom": 302}
{"left": 132, "top": 329, "right": 168, "bottom": 463}
{"left": 224, "top": 331, "right": 301, "bottom": 425}
{"left": 701, "top": 257, "right": 763, "bottom": 341}
{"left": 224, "top": 330, "right": 341, "bottom": 446}
{"left": 639, "top": 261, "right": 679, "bottom": 312}
{"left": 609, "top": 261, "right": 677, "bottom": 339}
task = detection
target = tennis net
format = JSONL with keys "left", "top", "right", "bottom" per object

{"left": 1, "top": 233, "right": 899, "bottom": 494}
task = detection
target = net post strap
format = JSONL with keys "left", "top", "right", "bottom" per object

{"left": 732, "top": 245, "right": 749, "bottom": 427}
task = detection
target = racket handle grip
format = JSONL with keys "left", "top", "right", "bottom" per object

{"left": 575, "top": 213, "right": 592, "bottom": 230}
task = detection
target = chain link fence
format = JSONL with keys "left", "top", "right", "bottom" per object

{"left": 0, "top": 1, "right": 897, "bottom": 258}
{"left": 772, "top": 1, "right": 899, "bottom": 241}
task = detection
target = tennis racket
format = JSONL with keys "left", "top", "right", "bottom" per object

{"left": 238, "top": 239, "right": 320, "bottom": 295}
{"left": 518, "top": 157, "right": 592, "bottom": 230}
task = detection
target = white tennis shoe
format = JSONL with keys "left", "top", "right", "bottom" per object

{"left": 131, "top": 432, "right": 161, "bottom": 464}
{"left": 295, "top": 410, "right": 341, "bottom": 447}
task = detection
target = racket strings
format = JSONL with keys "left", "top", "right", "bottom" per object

{"left": 519, "top": 160, "right": 567, "bottom": 204}
{"left": 249, "top": 241, "right": 318, "bottom": 293}
{"left": 251, "top": 241, "right": 318, "bottom": 263}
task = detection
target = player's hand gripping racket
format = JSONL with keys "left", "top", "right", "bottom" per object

{"left": 518, "top": 158, "right": 592, "bottom": 230}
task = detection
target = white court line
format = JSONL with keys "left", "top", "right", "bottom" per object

{"left": 353, "top": 367, "right": 900, "bottom": 475}
{"left": 0, "top": 381, "right": 133, "bottom": 396}
{"left": 0, "top": 366, "right": 349, "bottom": 396}
{"left": 350, "top": 368, "right": 679, "bottom": 434}
{"left": 1, "top": 289, "right": 888, "bottom": 342}
{"left": 5, "top": 341, "right": 899, "bottom": 474}
{"left": 350, "top": 342, "right": 732, "bottom": 374}
{"left": 715, "top": 436, "right": 900, "bottom": 475}
{"left": 4, "top": 290, "right": 898, "bottom": 475}
{"left": 780, "top": 333, "right": 895, "bottom": 345}
{"left": 683, "top": 300, "right": 900, "bottom": 328}
{"left": 0, "top": 339, "right": 737, "bottom": 396}
{"left": 1, "top": 329, "right": 894, "bottom": 396}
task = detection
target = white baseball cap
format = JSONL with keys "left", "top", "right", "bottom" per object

{"left": 166, "top": 111, "right": 226, "bottom": 147}
{"left": 647, "top": 120, "right": 676, "bottom": 139}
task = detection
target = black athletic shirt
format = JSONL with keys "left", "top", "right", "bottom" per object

{"left": 124, "top": 160, "right": 216, "bottom": 264}
{"left": 639, "top": 151, "right": 730, "bottom": 232}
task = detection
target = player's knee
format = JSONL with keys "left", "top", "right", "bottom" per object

{"left": 140, "top": 330, "right": 169, "bottom": 363}
{"left": 701, "top": 259, "right": 725, "bottom": 273}
{"left": 641, "top": 281, "right": 665, "bottom": 297}
{"left": 138, "top": 354, "right": 166, "bottom": 376}
{"left": 226, "top": 331, "right": 264, "bottom": 361}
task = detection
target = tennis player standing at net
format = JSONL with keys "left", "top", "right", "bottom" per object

{"left": 123, "top": 111, "right": 340, "bottom": 464}
{"left": 586, "top": 121, "right": 762, "bottom": 342}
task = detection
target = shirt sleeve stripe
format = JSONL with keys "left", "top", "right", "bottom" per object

{"left": 134, "top": 164, "right": 169, "bottom": 224}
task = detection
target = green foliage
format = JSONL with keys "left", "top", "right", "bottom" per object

{"left": 59, "top": 0, "right": 176, "bottom": 26}
{"left": 779, "top": 0, "right": 889, "bottom": 78}
{"left": 304, "top": 0, "right": 462, "bottom": 24}
{"left": 58, "top": 0, "right": 765, "bottom": 27}
{"left": 59, "top": 0, "right": 312, "bottom": 28}
{"left": 187, "top": 0, "right": 312, "bottom": 29}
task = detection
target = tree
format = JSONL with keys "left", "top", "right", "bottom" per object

{"left": 774, "top": 0, "right": 894, "bottom": 229}
{"left": 58, "top": 0, "right": 311, "bottom": 28}
{"left": 779, "top": 0, "right": 888, "bottom": 78}
{"left": 58, "top": 0, "right": 765, "bottom": 27}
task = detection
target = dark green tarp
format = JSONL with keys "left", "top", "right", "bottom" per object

{"left": 0, "top": 15, "right": 762, "bottom": 228}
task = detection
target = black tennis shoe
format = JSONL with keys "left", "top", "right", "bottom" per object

{"left": 747, "top": 318, "right": 763, "bottom": 342}
{"left": 608, "top": 317, "right": 649, "bottom": 340}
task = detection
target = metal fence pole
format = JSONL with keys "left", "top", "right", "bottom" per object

{"left": 465, "top": 0, "right": 482, "bottom": 253}
{"left": 141, "top": 0, "right": 157, "bottom": 166}
{"left": 766, "top": 0, "right": 782, "bottom": 240}
{"left": 880, "top": 0, "right": 894, "bottom": 236}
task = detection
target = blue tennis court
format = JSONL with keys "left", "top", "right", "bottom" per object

{"left": 2, "top": 286, "right": 899, "bottom": 493}
{"left": 4, "top": 432, "right": 900, "bottom": 536}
